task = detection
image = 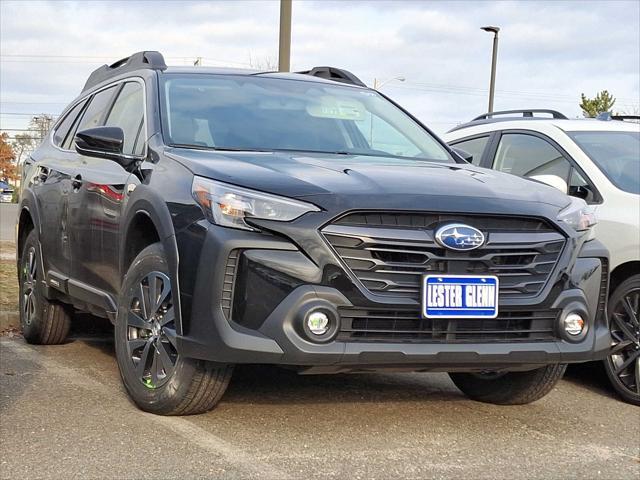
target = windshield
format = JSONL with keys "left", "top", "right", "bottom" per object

{"left": 568, "top": 130, "right": 640, "bottom": 194}
{"left": 160, "top": 74, "right": 452, "bottom": 162}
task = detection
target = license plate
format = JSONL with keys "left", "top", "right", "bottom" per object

{"left": 422, "top": 275, "right": 499, "bottom": 319}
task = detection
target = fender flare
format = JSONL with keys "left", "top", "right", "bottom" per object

{"left": 120, "top": 186, "right": 184, "bottom": 335}
{"left": 15, "top": 192, "right": 55, "bottom": 302}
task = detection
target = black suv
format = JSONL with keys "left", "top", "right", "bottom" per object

{"left": 17, "top": 51, "right": 610, "bottom": 415}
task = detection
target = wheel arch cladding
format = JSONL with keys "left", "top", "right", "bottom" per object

{"left": 121, "top": 193, "right": 184, "bottom": 335}
{"left": 17, "top": 206, "right": 35, "bottom": 260}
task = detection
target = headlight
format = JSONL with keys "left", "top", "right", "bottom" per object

{"left": 556, "top": 197, "right": 597, "bottom": 235}
{"left": 192, "top": 176, "right": 320, "bottom": 231}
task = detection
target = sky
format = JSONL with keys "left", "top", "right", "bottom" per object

{"left": 1, "top": 0, "right": 639, "bottom": 137}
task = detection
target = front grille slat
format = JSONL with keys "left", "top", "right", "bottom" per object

{"left": 338, "top": 307, "right": 559, "bottom": 343}
{"left": 323, "top": 212, "right": 565, "bottom": 300}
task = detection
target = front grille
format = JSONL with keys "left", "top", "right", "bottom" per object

{"left": 221, "top": 249, "right": 241, "bottom": 319}
{"left": 338, "top": 306, "right": 559, "bottom": 343}
{"left": 323, "top": 212, "right": 565, "bottom": 300}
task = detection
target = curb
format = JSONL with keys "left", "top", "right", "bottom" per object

{"left": 0, "top": 311, "right": 20, "bottom": 331}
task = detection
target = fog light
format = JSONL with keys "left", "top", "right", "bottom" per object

{"left": 564, "top": 313, "right": 585, "bottom": 336}
{"left": 307, "top": 311, "right": 330, "bottom": 335}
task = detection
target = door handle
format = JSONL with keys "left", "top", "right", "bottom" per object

{"left": 72, "top": 174, "right": 83, "bottom": 190}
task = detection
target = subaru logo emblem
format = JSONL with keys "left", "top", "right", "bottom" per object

{"left": 435, "top": 223, "right": 485, "bottom": 251}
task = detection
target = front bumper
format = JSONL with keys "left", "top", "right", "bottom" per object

{"left": 175, "top": 218, "right": 610, "bottom": 372}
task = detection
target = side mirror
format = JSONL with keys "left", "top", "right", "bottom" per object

{"left": 451, "top": 147, "right": 473, "bottom": 163}
{"left": 75, "top": 127, "right": 137, "bottom": 167}
{"left": 530, "top": 174, "right": 568, "bottom": 193}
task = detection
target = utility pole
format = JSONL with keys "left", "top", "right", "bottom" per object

{"left": 481, "top": 26, "right": 500, "bottom": 113}
{"left": 278, "top": 0, "right": 292, "bottom": 72}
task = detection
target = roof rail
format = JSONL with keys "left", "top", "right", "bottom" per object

{"left": 472, "top": 109, "right": 568, "bottom": 121}
{"left": 611, "top": 114, "right": 640, "bottom": 122}
{"left": 82, "top": 51, "right": 167, "bottom": 93}
{"left": 297, "top": 66, "right": 366, "bottom": 87}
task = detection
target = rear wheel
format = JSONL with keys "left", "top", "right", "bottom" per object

{"left": 603, "top": 275, "right": 640, "bottom": 405}
{"left": 19, "top": 230, "right": 71, "bottom": 344}
{"left": 115, "top": 243, "right": 233, "bottom": 415}
{"left": 449, "top": 364, "right": 567, "bottom": 405}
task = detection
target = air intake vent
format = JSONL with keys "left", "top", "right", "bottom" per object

{"left": 337, "top": 307, "right": 559, "bottom": 343}
{"left": 597, "top": 258, "right": 609, "bottom": 322}
{"left": 221, "top": 250, "right": 241, "bottom": 319}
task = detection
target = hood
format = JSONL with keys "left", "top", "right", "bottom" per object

{"left": 165, "top": 147, "right": 571, "bottom": 213}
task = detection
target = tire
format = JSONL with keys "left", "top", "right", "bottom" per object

{"left": 19, "top": 229, "right": 71, "bottom": 344}
{"left": 115, "top": 243, "right": 233, "bottom": 415}
{"left": 603, "top": 274, "right": 640, "bottom": 406}
{"left": 449, "top": 364, "right": 567, "bottom": 405}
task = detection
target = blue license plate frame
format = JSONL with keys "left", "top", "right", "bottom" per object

{"left": 422, "top": 275, "right": 499, "bottom": 319}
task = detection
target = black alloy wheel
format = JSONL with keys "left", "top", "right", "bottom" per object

{"left": 21, "top": 246, "right": 38, "bottom": 327}
{"left": 126, "top": 271, "right": 178, "bottom": 389}
{"left": 604, "top": 276, "right": 640, "bottom": 405}
{"left": 115, "top": 242, "right": 233, "bottom": 415}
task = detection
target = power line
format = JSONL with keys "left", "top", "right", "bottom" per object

{"left": 389, "top": 84, "right": 639, "bottom": 107}
{"left": 0, "top": 112, "right": 60, "bottom": 116}
{"left": 0, "top": 101, "right": 68, "bottom": 105}
{"left": 0, "top": 54, "right": 252, "bottom": 67}
{"left": 2, "top": 54, "right": 637, "bottom": 104}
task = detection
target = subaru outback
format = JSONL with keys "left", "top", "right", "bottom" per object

{"left": 17, "top": 52, "right": 610, "bottom": 415}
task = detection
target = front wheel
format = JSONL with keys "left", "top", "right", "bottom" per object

{"left": 603, "top": 275, "right": 640, "bottom": 406}
{"left": 115, "top": 243, "right": 233, "bottom": 415}
{"left": 449, "top": 364, "right": 567, "bottom": 405}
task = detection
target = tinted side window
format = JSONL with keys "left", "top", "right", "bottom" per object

{"left": 105, "top": 82, "right": 145, "bottom": 155}
{"left": 569, "top": 168, "right": 598, "bottom": 203}
{"left": 493, "top": 133, "right": 571, "bottom": 183}
{"left": 75, "top": 86, "right": 118, "bottom": 134}
{"left": 450, "top": 136, "right": 490, "bottom": 165}
{"left": 53, "top": 100, "right": 87, "bottom": 147}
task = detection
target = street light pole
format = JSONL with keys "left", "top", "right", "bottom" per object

{"left": 278, "top": 0, "right": 292, "bottom": 72}
{"left": 481, "top": 26, "right": 500, "bottom": 113}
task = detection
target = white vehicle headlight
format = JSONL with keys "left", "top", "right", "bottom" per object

{"left": 192, "top": 176, "right": 320, "bottom": 231}
{"left": 556, "top": 197, "right": 597, "bottom": 236}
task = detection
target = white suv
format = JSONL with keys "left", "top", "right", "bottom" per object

{"left": 444, "top": 110, "right": 640, "bottom": 404}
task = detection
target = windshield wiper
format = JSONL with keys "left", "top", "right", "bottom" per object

{"left": 169, "top": 143, "right": 272, "bottom": 153}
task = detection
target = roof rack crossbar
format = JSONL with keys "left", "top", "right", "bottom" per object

{"left": 82, "top": 51, "right": 167, "bottom": 93}
{"left": 472, "top": 109, "right": 568, "bottom": 121}
{"left": 297, "top": 66, "right": 366, "bottom": 87}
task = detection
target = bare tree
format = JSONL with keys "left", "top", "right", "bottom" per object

{"left": 11, "top": 132, "right": 36, "bottom": 165}
{"left": 29, "top": 114, "right": 55, "bottom": 145}
{"left": 248, "top": 53, "right": 278, "bottom": 71}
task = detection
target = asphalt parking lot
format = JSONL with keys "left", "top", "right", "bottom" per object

{"left": 1, "top": 322, "right": 639, "bottom": 480}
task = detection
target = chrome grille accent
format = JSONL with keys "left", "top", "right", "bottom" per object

{"left": 323, "top": 212, "right": 565, "bottom": 300}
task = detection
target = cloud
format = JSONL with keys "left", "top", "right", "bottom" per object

{"left": 1, "top": 0, "right": 638, "bottom": 134}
